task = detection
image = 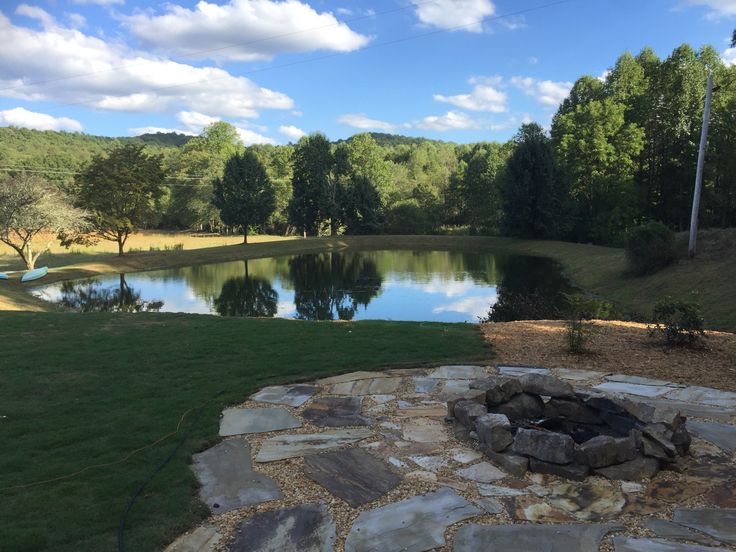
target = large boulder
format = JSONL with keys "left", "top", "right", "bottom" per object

{"left": 454, "top": 400, "right": 488, "bottom": 430}
{"left": 471, "top": 376, "right": 522, "bottom": 406}
{"left": 594, "top": 455, "right": 660, "bottom": 481}
{"left": 476, "top": 413, "right": 513, "bottom": 452}
{"left": 513, "top": 428, "right": 575, "bottom": 464}
{"left": 576, "top": 434, "right": 638, "bottom": 468}
{"left": 544, "top": 398, "right": 602, "bottom": 424}
{"left": 446, "top": 389, "right": 487, "bottom": 418}
{"left": 495, "top": 393, "right": 545, "bottom": 421}
{"left": 519, "top": 374, "right": 575, "bottom": 399}
{"left": 528, "top": 458, "right": 590, "bottom": 481}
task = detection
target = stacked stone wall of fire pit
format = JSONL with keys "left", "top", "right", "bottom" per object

{"left": 448, "top": 374, "right": 691, "bottom": 481}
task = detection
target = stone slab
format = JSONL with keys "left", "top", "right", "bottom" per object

{"left": 454, "top": 523, "right": 621, "bottom": 552}
{"left": 219, "top": 408, "right": 301, "bottom": 436}
{"left": 474, "top": 497, "right": 504, "bottom": 514}
{"left": 665, "top": 386, "right": 736, "bottom": 408}
{"left": 456, "top": 462, "right": 506, "bottom": 483}
{"left": 410, "top": 455, "right": 448, "bottom": 472}
{"left": 413, "top": 377, "right": 440, "bottom": 394}
{"left": 438, "top": 380, "right": 471, "bottom": 400}
{"left": 594, "top": 382, "right": 673, "bottom": 398}
{"left": 686, "top": 421, "right": 736, "bottom": 453}
{"left": 249, "top": 385, "right": 319, "bottom": 407}
{"left": 402, "top": 418, "right": 448, "bottom": 443}
{"left": 613, "top": 537, "right": 730, "bottom": 552}
{"left": 558, "top": 368, "right": 607, "bottom": 381}
{"left": 673, "top": 508, "right": 736, "bottom": 545}
{"left": 644, "top": 519, "right": 725, "bottom": 546}
{"left": 477, "top": 484, "right": 528, "bottom": 497}
{"left": 450, "top": 447, "right": 483, "bottom": 464}
{"left": 165, "top": 525, "right": 221, "bottom": 552}
{"left": 498, "top": 365, "right": 550, "bottom": 377}
{"left": 191, "top": 440, "right": 281, "bottom": 513}
{"left": 228, "top": 503, "right": 335, "bottom": 552}
{"left": 316, "top": 371, "right": 390, "bottom": 385}
{"left": 301, "top": 396, "right": 372, "bottom": 427}
{"left": 640, "top": 398, "right": 736, "bottom": 423}
{"left": 329, "top": 377, "right": 403, "bottom": 396}
{"left": 303, "top": 448, "right": 401, "bottom": 507}
{"left": 344, "top": 488, "right": 481, "bottom": 552}
{"left": 606, "top": 374, "right": 681, "bottom": 387}
{"left": 255, "top": 429, "right": 373, "bottom": 462}
{"left": 427, "top": 365, "right": 486, "bottom": 379}
{"left": 548, "top": 481, "right": 625, "bottom": 521}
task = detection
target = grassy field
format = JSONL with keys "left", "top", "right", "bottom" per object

{"left": 2, "top": 231, "right": 734, "bottom": 330}
{"left": 0, "top": 312, "right": 489, "bottom": 552}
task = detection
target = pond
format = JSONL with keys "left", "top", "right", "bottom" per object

{"left": 30, "top": 250, "right": 574, "bottom": 323}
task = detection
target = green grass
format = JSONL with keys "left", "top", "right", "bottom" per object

{"left": 0, "top": 312, "right": 489, "bottom": 552}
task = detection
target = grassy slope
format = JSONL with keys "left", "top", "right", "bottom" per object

{"left": 0, "top": 312, "right": 489, "bottom": 552}
{"left": 2, "top": 232, "right": 734, "bottom": 329}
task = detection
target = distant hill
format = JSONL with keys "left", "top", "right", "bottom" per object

{"left": 135, "top": 132, "right": 192, "bottom": 147}
{"left": 336, "top": 132, "right": 450, "bottom": 147}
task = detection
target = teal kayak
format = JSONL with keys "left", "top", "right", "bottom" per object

{"left": 21, "top": 266, "right": 48, "bottom": 283}
{"left": 0, "top": 273, "right": 7, "bottom": 280}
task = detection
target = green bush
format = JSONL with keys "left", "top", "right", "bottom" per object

{"left": 564, "top": 294, "right": 610, "bottom": 353}
{"left": 624, "top": 221, "right": 676, "bottom": 275}
{"left": 384, "top": 200, "right": 436, "bottom": 235}
{"left": 649, "top": 297, "right": 705, "bottom": 347}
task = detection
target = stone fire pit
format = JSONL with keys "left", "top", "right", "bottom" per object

{"left": 448, "top": 374, "right": 691, "bottom": 481}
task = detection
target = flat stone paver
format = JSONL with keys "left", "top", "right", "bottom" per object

{"left": 438, "top": 380, "right": 471, "bottom": 399}
{"left": 228, "top": 503, "right": 335, "bottom": 552}
{"left": 477, "top": 484, "right": 528, "bottom": 497}
{"left": 474, "top": 497, "right": 503, "bottom": 514}
{"left": 548, "top": 481, "right": 626, "bottom": 521}
{"left": 219, "top": 407, "right": 301, "bottom": 436}
{"left": 665, "top": 386, "right": 736, "bottom": 408}
{"left": 316, "top": 371, "right": 390, "bottom": 385}
{"left": 455, "top": 462, "right": 506, "bottom": 483}
{"left": 427, "top": 365, "right": 486, "bottom": 379}
{"left": 250, "top": 384, "right": 319, "bottom": 407}
{"left": 641, "top": 399, "right": 736, "bottom": 422}
{"left": 413, "top": 377, "right": 440, "bottom": 393}
{"left": 644, "top": 519, "right": 725, "bottom": 546}
{"left": 344, "top": 488, "right": 481, "bottom": 552}
{"left": 304, "top": 448, "right": 401, "bottom": 507}
{"left": 301, "top": 396, "right": 372, "bottom": 427}
{"left": 191, "top": 440, "right": 282, "bottom": 513}
{"left": 402, "top": 418, "right": 448, "bottom": 443}
{"left": 164, "top": 524, "right": 221, "bottom": 552}
{"left": 410, "top": 455, "right": 448, "bottom": 471}
{"left": 605, "top": 374, "right": 681, "bottom": 387}
{"left": 686, "top": 421, "right": 736, "bottom": 453}
{"left": 454, "top": 523, "right": 622, "bottom": 552}
{"left": 329, "top": 377, "right": 403, "bottom": 395}
{"left": 673, "top": 508, "right": 736, "bottom": 545}
{"left": 594, "top": 381, "right": 673, "bottom": 397}
{"left": 498, "top": 365, "right": 550, "bottom": 376}
{"left": 557, "top": 368, "right": 607, "bottom": 381}
{"left": 255, "top": 429, "right": 373, "bottom": 462}
{"left": 613, "top": 537, "right": 730, "bottom": 552}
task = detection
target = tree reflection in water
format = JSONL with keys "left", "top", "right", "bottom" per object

{"left": 288, "top": 252, "right": 382, "bottom": 320}
{"left": 213, "top": 264, "right": 278, "bottom": 318}
{"left": 59, "top": 274, "right": 164, "bottom": 313}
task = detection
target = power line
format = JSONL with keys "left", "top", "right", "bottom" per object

{"left": 0, "top": 0, "right": 439, "bottom": 94}
{"left": 43, "top": 0, "right": 575, "bottom": 113}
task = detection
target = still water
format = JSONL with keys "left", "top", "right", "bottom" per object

{"left": 31, "top": 250, "right": 573, "bottom": 323}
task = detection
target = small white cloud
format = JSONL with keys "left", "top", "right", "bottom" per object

{"left": 723, "top": 47, "right": 736, "bottom": 66}
{"left": 679, "top": 0, "right": 736, "bottom": 19}
{"left": 411, "top": 0, "right": 495, "bottom": 32}
{"left": 279, "top": 125, "right": 306, "bottom": 140}
{"left": 510, "top": 76, "right": 573, "bottom": 107}
{"left": 434, "top": 79, "right": 507, "bottom": 112}
{"left": 71, "top": 0, "right": 124, "bottom": 5}
{"left": 412, "top": 110, "right": 481, "bottom": 131}
{"left": 499, "top": 15, "right": 526, "bottom": 30}
{"left": 598, "top": 69, "right": 612, "bottom": 82}
{"left": 177, "top": 110, "right": 218, "bottom": 132}
{"left": 236, "top": 127, "right": 276, "bottom": 146}
{"left": 528, "top": 56, "right": 539, "bottom": 64}
{"left": 15, "top": 4, "right": 56, "bottom": 29}
{"left": 66, "top": 13, "right": 87, "bottom": 29}
{"left": 0, "top": 107, "right": 83, "bottom": 131}
{"left": 337, "top": 113, "right": 396, "bottom": 132}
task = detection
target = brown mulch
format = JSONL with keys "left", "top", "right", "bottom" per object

{"left": 481, "top": 320, "right": 736, "bottom": 392}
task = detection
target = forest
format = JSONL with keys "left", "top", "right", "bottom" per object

{"left": 1, "top": 43, "right": 734, "bottom": 247}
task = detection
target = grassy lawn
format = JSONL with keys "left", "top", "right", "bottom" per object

{"left": 0, "top": 312, "right": 489, "bottom": 552}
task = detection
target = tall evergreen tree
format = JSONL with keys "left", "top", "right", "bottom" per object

{"left": 212, "top": 150, "right": 276, "bottom": 243}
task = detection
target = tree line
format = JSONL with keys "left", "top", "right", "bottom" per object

{"left": 1, "top": 42, "right": 735, "bottom": 269}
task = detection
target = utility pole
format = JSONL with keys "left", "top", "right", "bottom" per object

{"left": 688, "top": 73, "right": 713, "bottom": 259}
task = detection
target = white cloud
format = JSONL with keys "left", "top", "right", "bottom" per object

{"left": 177, "top": 110, "right": 218, "bottom": 132}
{"left": 0, "top": 12, "right": 294, "bottom": 120}
{"left": 16, "top": 4, "right": 56, "bottom": 29}
{"left": 510, "top": 76, "right": 573, "bottom": 107}
{"left": 0, "top": 107, "right": 82, "bottom": 131}
{"left": 411, "top": 0, "right": 494, "bottom": 32}
{"left": 121, "top": 0, "right": 371, "bottom": 62}
{"left": 499, "top": 15, "right": 526, "bottom": 30}
{"left": 337, "top": 113, "right": 396, "bottom": 132}
{"left": 433, "top": 78, "right": 507, "bottom": 112}
{"left": 279, "top": 124, "right": 306, "bottom": 140}
{"left": 236, "top": 127, "right": 276, "bottom": 145}
{"left": 66, "top": 13, "right": 87, "bottom": 29}
{"left": 71, "top": 0, "right": 124, "bottom": 5}
{"left": 723, "top": 47, "right": 736, "bottom": 65}
{"left": 129, "top": 126, "right": 196, "bottom": 136}
{"left": 680, "top": 0, "right": 736, "bottom": 18}
{"left": 528, "top": 56, "right": 539, "bottom": 64}
{"left": 412, "top": 110, "right": 482, "bottom": 131}
{"left": 432, "top": 294, "right": 498, "bottom": 319}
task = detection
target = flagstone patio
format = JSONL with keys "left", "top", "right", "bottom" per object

{"left": 166, "top": 364, "right": 736, "bottom": 552}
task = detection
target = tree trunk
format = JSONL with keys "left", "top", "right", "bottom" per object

{"left": 23, "top": 244, "right": 35, "bottom": 270}
{"left": 243, "top": 227, "right": 248, "bottom": 244}
{"left": 118, "top": 238, "right": 125, "bottom": 256}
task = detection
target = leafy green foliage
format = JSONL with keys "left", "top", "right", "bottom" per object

{"left": 340, "top": 175, "right": 382, "bottom": 235}
{"left": 71, "top": 144, "right": 165, "bottom": 255}
{"left": 564, "top": 294, "right": 611, "bottom": 353}
{"left": 501, "top": 123, "right": 567, "bottom": 238}
{"left": 625, "top": 221, "right": 676, "bottom": 275}
{"left": 212, "top": 150, "right": 276, "bottom": 243}
{"left": 288, "top": 133, "right": 334, "bottom": 236}
{"left": 649, "top": 296, "right": 705, "bottom": 347}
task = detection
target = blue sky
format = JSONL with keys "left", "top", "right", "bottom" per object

{"left": 0, "top": 0, "right": 734, "bottom": 144}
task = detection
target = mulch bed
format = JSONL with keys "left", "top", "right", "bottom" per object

{"left": 481, "top": 320, "right": 736, "bottom": 392}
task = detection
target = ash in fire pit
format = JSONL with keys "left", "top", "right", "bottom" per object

{"left": 447, "top": 373, "right": 690, "bottom": 481}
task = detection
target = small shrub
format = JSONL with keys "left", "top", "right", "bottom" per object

{"left": 164, "top": 243, "right": 184, "bottom": 251}
{"left": 480, "top": 289, "right": 564, "bottom": 323}
{"left": 564, "top": 295, "right": 610, "bottom": 353}
{"left": 649, "top": 297, "right": 705, "bottom": 347}
{"left": 625, "top": 221, "right": 676, "bottom": 275}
